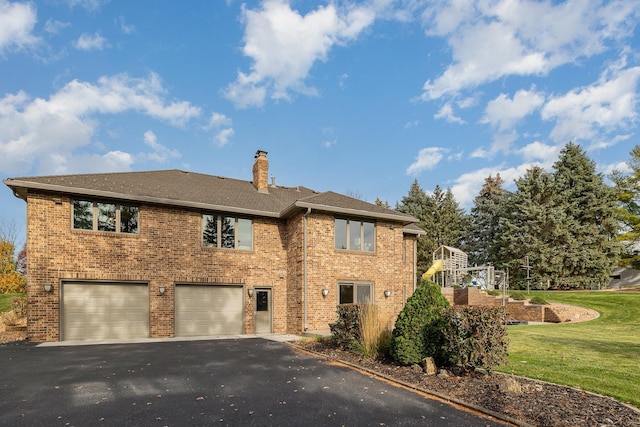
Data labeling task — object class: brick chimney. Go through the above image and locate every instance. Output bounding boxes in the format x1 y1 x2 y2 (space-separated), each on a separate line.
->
252 150 269 193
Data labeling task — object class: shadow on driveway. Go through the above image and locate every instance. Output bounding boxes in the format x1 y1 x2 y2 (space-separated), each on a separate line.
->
0 338 508 426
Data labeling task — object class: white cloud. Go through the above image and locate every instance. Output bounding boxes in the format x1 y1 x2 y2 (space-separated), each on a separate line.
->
419 0 640 100
65 0 109 12
0 0 39 55
322 139 337 148
44 19 70 35
74 32 109 51
0 73 200 174
207 112 233 128
482 88 545 131
39 150 134 175
140 130 180 163
214 128 235 147
517 141 561 165
541 64 640 143
224 0 375 108
406 147 448 175
118 16 135 34
434 102 465 124
206 112 234 147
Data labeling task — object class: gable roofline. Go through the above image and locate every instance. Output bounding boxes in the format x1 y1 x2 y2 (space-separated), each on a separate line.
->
280 200 418 224
3 178 282 218
4 170 420 225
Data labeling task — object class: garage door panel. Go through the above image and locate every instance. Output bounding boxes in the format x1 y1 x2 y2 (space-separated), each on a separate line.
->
175 285 243 336
62 282 149 341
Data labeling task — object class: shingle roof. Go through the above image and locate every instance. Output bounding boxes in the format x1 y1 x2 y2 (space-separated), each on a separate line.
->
4 169 420 226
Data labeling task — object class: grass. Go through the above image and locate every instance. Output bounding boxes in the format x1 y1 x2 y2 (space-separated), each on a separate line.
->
497 290 640 408
0 293 25 313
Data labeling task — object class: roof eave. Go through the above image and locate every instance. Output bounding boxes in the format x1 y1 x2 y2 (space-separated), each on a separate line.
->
3 179 281 218
281 200 419 224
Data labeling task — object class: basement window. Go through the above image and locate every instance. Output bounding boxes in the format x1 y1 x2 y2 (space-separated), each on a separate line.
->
338 281 373 304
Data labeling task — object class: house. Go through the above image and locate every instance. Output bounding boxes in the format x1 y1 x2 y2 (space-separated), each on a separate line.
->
4 150 423 342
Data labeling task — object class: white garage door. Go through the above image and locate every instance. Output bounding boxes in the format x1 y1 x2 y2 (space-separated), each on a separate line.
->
62 282 149 341
175 285 243 336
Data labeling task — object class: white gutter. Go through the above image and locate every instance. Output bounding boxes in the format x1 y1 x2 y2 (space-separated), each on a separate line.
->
303 207 311 331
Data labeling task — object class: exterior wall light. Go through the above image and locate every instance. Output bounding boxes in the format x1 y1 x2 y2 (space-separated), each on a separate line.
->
384 290 391 298
159 286 166 295
321 288 329 297
44 283 53 293
248 288 254 298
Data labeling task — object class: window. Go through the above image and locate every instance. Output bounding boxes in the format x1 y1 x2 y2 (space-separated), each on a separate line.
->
339 281 372 304
202 214 252 250
73 200 138 234
335 219 375 252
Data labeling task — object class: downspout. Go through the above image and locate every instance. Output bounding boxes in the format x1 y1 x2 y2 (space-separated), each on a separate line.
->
303 207 311 331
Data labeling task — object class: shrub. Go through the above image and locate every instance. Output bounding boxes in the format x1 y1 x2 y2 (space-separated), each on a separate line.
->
529 296 548 305
391 280 450 365
329 304 361 349
487 290 501 296
440 306 509 373
11 297 27 318
510 291 527 300
2 311 18 326
356 303 393 358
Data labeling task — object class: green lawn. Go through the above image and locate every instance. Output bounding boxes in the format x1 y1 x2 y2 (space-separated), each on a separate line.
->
497 290 640 408
0 293 25 313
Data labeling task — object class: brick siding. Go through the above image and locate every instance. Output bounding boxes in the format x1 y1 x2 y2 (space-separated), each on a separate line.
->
26 191 416 342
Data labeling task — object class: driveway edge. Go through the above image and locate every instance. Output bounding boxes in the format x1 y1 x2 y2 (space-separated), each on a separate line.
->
287 342 530 427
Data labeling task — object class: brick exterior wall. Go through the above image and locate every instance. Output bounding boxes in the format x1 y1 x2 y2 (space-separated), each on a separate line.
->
25 191 417 342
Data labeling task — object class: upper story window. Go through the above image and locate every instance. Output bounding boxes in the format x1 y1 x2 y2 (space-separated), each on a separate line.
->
202 214 252 250
335 218 375 252
73 200 139 234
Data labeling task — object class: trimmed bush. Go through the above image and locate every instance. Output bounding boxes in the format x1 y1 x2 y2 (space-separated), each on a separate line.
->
391 280 449 365
510 291 527 300
329 304 361 348
440 306 509 373
529 296 548 305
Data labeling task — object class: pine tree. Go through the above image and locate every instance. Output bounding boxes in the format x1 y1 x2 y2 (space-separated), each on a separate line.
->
552 142 620 288
611 145 640 268
397 180 431 277
498 167 570 289
465 174 505 266
397 181 468 277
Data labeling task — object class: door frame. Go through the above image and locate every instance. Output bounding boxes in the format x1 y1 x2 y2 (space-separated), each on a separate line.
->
253 287 273 333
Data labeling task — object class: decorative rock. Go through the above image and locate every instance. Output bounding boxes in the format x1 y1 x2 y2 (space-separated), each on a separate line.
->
498 377 522 395
411 364 422 374
420 357 437 375
437 369 449 378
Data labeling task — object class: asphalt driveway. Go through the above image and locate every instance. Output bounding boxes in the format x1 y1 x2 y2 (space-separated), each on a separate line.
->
0 338 507 426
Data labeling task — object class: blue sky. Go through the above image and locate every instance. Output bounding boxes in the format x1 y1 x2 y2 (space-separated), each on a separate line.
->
2 0 640 247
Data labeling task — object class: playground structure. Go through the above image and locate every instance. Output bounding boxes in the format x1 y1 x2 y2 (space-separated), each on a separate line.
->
423 245 508 291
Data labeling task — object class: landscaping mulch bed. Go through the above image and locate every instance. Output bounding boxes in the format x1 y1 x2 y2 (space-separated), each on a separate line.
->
296 340 640 427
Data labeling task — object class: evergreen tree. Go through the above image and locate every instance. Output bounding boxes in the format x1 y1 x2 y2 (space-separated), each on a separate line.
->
465 174 506 266
498 167 569 289
552 142 620 288
397 181 468 277
397 180 431 277
611 145 640 268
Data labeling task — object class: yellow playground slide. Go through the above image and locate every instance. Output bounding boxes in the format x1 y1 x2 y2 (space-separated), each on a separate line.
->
422 259 442 281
